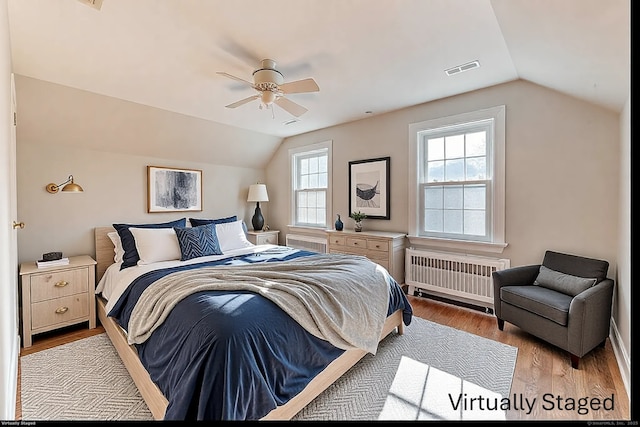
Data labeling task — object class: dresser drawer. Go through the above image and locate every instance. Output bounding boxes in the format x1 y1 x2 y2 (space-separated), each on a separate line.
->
370 257 390 271
345 237 368 249
29 268 89 303
328 235 345 246
367 239 389 252
31 293 89 330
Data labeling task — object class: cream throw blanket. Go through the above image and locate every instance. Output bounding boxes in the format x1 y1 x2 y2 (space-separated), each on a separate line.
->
127 253 391 354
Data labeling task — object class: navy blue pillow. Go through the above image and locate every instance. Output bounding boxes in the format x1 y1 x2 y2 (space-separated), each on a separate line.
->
113 218 186 269
174 224 222 261
189 215 237 227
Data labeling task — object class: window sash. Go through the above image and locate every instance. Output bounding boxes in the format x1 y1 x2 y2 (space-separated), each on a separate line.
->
290 142 332 228
419 181 492 242
408 106 505 249
295 189 327 227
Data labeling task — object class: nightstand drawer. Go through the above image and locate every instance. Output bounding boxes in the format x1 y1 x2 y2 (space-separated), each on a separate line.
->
246 230 280 246
29 268 89 303
259 233 278 245
31 293 89 330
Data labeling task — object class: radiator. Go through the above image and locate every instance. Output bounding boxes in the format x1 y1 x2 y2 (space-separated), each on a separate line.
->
405 249 510 311
285 234 328 253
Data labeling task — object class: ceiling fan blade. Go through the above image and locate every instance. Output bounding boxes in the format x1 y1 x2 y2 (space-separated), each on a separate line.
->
279 78 319 94
275 97 308 117
217 72 254 87
225 95 259 109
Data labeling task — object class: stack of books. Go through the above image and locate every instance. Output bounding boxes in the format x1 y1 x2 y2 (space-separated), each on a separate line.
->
36 257 70 268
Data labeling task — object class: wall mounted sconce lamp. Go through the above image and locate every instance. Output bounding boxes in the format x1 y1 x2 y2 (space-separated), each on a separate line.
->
247 183 269 231
46 175 84 194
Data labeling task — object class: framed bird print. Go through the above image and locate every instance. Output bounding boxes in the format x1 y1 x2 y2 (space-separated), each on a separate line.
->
348 156 390 220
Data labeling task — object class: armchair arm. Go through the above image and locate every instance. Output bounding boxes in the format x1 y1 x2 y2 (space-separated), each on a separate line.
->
492 264 540 290
567 278 614 357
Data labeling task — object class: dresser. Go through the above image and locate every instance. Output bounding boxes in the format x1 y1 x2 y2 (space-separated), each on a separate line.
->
326 230 407 284
19 255 97 347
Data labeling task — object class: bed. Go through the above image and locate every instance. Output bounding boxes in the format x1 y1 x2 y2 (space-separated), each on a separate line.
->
93 220 412 421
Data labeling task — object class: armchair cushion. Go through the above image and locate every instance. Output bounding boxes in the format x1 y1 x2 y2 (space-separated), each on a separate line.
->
542 250 609 281
533 265 597 297
501 285 573 326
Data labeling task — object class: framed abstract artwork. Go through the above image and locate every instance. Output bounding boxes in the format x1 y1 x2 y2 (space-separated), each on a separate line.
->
147 166 203 213
348 156 390 220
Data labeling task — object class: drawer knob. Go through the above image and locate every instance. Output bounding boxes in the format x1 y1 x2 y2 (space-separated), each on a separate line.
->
55 306 69 314
354 242 358 245
375 245 380 248
54 280 69 287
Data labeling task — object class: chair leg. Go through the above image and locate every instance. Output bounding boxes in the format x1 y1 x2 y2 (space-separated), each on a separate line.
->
570 354 580 369
497 318 504 331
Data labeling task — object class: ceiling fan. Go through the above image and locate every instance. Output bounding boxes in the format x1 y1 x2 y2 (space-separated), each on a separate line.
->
217 59 319 118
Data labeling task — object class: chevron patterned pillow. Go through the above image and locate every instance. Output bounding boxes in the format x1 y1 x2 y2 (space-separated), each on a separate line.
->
174 223 223 261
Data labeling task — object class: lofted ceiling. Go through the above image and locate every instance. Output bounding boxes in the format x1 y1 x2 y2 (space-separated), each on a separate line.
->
7 0 630 140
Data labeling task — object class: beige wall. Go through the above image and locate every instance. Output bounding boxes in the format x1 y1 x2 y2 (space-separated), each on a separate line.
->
17 143 266 264
14 76 273 264
267 80 620 269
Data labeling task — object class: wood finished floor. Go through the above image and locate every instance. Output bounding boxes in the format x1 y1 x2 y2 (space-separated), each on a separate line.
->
15 295 630 421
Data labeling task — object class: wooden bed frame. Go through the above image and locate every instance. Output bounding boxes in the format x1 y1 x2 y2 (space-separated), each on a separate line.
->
94 226 405 420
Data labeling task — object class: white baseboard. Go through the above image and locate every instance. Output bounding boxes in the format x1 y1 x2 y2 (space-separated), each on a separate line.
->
609 317 630 406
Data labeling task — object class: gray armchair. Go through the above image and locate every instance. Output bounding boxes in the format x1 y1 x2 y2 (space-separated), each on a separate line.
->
492 250 614 369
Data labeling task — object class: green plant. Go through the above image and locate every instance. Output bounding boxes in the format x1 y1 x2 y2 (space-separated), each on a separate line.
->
350 211 367 222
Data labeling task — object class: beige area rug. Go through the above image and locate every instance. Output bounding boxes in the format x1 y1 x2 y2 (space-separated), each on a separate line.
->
20 317 517 421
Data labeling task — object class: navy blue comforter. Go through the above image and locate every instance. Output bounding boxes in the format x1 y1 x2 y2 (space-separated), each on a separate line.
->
108 249 412 420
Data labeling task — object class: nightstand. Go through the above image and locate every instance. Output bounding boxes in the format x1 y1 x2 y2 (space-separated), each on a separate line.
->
246 230 280 246
19 255 97 347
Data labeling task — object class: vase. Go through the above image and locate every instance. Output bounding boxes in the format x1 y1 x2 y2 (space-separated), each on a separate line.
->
354 221 363 232
335 214 344 231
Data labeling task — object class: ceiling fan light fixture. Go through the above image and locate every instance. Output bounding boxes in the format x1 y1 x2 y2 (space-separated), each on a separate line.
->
261 91 277 105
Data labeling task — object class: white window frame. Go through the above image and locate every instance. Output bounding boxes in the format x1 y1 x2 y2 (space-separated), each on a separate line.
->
288 140 333 231
408 106 507 253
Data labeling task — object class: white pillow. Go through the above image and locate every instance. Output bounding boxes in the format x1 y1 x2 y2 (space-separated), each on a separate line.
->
129 227 181 265
215 220 254 253
107 231 125 264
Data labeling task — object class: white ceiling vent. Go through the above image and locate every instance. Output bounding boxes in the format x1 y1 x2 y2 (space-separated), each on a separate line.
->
445 60 480 76
77 0 103 10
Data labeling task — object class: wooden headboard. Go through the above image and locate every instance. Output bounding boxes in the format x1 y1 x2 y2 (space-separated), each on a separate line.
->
95 226 116 283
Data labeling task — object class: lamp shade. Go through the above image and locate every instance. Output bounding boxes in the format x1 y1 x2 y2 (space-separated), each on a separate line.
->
61 181 84 192
247 184 269 202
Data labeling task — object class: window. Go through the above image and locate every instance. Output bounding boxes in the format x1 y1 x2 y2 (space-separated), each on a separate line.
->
408 106 506 252
289 141 332 228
